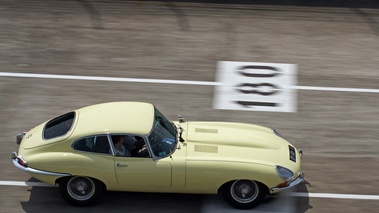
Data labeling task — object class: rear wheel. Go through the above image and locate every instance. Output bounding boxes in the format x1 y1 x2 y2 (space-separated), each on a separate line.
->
222 180 267 209
59 176 103 206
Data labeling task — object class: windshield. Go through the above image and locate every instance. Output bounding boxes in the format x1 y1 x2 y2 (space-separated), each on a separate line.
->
148 108 177 159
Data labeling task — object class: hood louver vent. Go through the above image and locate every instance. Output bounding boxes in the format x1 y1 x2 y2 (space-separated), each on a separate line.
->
194 145 218 153
195 128 218 134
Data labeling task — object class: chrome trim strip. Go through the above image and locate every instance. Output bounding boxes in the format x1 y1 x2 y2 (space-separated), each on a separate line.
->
270 172 305 192
12 158 70 177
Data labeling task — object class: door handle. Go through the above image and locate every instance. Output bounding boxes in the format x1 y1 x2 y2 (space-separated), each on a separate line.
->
117 163 128 167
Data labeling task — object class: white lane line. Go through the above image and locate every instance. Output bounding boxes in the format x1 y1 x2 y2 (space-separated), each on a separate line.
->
1 72 379 93
293 192 379 200
293 86 379 93
0 72 219 86
1 180 379 200
0 181 52 187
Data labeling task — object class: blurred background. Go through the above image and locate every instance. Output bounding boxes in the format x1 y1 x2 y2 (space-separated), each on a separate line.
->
1 0 378 212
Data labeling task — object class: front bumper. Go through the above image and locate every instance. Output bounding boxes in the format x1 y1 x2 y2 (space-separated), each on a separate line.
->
270 171 305 192
11 152 70 177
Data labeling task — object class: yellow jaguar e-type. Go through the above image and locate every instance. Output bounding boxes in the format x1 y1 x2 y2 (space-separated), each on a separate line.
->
12 102 304 209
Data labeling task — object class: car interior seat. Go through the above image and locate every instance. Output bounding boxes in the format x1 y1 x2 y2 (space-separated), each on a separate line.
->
94 136 110 154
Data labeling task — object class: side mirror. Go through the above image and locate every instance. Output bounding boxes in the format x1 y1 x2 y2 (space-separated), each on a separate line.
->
178 115 186 123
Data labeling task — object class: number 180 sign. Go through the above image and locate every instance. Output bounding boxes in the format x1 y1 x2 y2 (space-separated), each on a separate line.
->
213 61 297 112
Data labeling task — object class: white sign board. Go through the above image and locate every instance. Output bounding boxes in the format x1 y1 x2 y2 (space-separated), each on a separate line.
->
213 61 297 112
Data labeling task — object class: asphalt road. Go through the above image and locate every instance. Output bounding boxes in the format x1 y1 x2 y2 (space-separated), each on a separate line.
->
1 0 379 212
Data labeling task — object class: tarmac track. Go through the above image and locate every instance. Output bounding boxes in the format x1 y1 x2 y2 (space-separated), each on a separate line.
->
0 0 379 212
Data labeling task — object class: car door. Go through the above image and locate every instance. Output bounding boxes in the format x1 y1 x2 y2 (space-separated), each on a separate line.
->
109 134 172 190
72 135 118 186
114 157 172 190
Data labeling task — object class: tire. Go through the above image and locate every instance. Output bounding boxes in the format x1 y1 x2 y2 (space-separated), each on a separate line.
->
59 176 103 206
222 180 267 209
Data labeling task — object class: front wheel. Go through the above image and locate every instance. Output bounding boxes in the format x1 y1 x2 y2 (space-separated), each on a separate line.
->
222 180 267 209
59 176 103 206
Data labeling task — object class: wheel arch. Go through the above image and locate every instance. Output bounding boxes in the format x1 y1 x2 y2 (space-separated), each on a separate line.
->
218 179 269 195
56 175 107 191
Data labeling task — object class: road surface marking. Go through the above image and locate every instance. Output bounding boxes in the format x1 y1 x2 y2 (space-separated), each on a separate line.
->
293 192 379 200
0 72 378 93
1 180 379 200
0 180 52 187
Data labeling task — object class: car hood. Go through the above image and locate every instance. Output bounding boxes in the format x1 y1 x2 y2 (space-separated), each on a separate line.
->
182 122 300 169
186 122 282 149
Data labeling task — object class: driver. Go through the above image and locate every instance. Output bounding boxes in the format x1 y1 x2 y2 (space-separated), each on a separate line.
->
132 136 149 157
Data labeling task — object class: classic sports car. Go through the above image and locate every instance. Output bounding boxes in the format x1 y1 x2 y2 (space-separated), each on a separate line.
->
12 102 304 209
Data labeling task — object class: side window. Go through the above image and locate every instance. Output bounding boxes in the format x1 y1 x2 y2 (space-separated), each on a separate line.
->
110 134 150 158
73 135 111 154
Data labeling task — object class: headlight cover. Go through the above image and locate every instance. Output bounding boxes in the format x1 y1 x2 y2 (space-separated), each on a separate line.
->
275 166 294 182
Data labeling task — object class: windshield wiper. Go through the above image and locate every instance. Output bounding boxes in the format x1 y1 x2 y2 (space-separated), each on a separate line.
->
173 122 185 142
178 125 185 142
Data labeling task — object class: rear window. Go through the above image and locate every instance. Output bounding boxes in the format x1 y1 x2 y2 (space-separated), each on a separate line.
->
43 112 75 140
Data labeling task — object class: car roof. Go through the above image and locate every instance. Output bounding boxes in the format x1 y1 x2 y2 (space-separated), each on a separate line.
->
72 102 155 136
